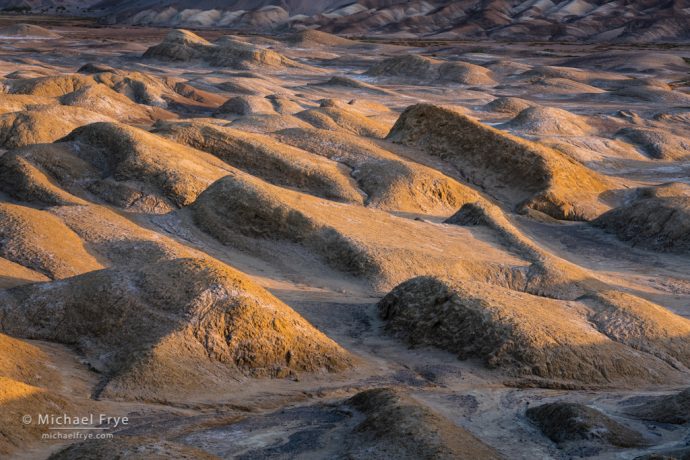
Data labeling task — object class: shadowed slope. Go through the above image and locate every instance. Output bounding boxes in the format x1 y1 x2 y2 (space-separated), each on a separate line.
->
347 388 502 460
153 119 362 203
379 276 690 387
275 127 482 215
387 104 611 220
527 403 644 447
192 172 527 291
593 183 690 253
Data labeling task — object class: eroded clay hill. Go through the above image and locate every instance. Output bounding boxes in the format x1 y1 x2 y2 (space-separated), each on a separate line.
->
274 126 482 215
1 122 236 212
378 277 690 387
144 29 303 70
593 183 690 253
346 388 502 459
387 104 611 220
0 258 351 402
152 119 363 204
368 55 496 86
191 172 523 291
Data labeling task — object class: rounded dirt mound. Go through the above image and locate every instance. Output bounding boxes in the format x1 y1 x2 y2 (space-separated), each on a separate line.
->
59 84 155 123
0 258 352 401
59 122 235 210
387 103 609 220
154 120 362 203
295 106 391 138
527 402 644 447
378 276 690 386
215 95 275 115
483 96 536 114
316 76 391 95
0 144 88 207
0 105 112 149
287 30 357 47
368 57 494 85
502 106 592 136
438 61 496 85
274 126 483 215
192 172 517 291
144 29 298 70
592 183 690 253
367 54 440 80
616 127 690 160
346 388 501 460
141 29 211 62
626 388 690 424
6 74 94 97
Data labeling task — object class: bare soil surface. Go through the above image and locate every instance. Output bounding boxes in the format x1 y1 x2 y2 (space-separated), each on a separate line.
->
0 18 689 460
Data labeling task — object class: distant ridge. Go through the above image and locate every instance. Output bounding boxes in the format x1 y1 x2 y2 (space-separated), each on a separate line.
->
6 0 690 43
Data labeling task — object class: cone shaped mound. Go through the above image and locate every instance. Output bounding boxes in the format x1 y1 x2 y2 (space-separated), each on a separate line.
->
0 257 352 401
483 96 536 114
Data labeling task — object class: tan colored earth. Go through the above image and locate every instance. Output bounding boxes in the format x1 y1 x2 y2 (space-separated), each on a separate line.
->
0 17 688 460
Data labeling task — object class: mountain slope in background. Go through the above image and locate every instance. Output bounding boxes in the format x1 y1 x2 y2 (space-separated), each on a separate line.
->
2 0 690 43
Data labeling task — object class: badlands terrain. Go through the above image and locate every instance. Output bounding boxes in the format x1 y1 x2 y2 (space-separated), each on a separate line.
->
4 0 690 43
0 14 689 460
